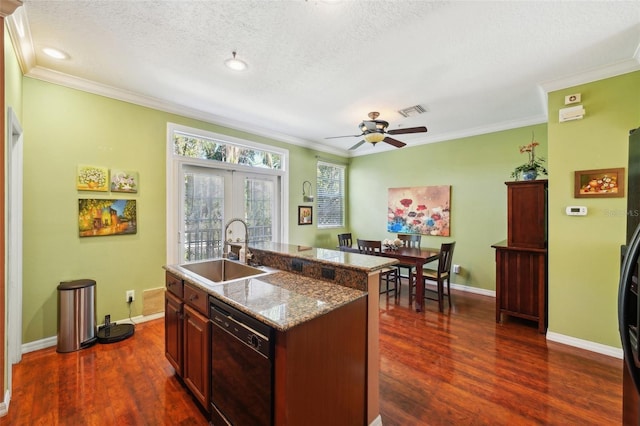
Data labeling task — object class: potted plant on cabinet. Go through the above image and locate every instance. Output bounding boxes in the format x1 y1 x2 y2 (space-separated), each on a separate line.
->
511 133 548 181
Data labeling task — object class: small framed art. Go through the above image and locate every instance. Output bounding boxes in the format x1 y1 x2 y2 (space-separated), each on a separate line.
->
574 168 625 198
298 206 313 225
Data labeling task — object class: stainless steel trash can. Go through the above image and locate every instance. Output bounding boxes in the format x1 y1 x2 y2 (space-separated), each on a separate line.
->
57 279 97 353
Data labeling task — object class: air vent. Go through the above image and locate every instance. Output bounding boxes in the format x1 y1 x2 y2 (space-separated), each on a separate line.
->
397 105 427 118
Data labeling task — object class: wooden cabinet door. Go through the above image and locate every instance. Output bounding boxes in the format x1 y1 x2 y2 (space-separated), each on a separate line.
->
165 291 183 376
507 180 547 248
183 304 211 409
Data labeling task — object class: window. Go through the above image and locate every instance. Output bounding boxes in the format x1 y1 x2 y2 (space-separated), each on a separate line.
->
316 161 345 228
166 123 288 264
173 130 282 170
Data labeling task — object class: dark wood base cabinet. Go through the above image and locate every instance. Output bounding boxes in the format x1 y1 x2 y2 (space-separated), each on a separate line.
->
166 270 368 425
165 272 210 411
273 297 367 425
493 244 547 333
493 179 548 334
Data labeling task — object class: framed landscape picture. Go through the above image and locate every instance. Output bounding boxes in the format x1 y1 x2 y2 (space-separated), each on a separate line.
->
78 199 137 237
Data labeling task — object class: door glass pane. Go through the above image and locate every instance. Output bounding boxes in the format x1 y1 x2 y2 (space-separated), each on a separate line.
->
245 176 274 243
183 170 224 261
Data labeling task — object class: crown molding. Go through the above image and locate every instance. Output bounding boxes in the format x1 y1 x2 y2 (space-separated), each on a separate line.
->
6 7 35 74
540 56 640 93
25 65 351 158
0 0 22 18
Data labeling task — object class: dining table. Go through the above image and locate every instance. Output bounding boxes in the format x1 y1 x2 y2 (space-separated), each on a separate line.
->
338 244 440 312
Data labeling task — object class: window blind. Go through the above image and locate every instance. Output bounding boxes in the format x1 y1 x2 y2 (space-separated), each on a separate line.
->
316 161 345 228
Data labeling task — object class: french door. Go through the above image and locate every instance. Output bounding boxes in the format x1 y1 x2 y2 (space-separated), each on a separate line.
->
178 165 279 263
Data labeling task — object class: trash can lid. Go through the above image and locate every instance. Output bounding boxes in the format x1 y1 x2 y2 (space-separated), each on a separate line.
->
57 279 96 290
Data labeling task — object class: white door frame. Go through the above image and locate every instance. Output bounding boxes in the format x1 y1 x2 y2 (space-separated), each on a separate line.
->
7 107 23 372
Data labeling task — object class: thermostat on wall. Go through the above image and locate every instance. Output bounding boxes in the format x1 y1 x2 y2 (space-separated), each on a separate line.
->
566 206 587 216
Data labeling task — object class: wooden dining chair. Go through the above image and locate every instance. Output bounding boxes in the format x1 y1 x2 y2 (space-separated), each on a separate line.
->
357 239 399 296
417 242 456 312
337 233 353 249
395 234 422 293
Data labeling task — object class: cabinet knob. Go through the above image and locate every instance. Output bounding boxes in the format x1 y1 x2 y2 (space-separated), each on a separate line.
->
189 294 198 301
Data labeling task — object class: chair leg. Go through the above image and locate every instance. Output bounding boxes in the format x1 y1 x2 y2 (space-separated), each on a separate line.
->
446 276 452 307
437 279 444 312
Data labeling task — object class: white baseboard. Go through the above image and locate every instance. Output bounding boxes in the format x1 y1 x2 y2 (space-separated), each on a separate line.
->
450 282 496 298
546 331 623 359
369 414 382 426
0 389 10 417
21 312 165 355
451 283 622 359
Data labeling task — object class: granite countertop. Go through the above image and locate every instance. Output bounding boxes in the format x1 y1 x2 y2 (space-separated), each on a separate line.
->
249 241 398 272
164 265 366 332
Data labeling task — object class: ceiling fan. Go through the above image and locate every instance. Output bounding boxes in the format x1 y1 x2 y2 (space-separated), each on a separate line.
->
326 112 428 150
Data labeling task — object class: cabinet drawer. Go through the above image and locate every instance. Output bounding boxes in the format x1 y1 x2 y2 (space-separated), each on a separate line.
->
184 283 207 315
166 272 184 298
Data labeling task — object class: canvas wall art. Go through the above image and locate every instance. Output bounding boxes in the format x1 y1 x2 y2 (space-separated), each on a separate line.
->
387 186 451 236
78 199 137 237
110 169 139 193
77 165 109 191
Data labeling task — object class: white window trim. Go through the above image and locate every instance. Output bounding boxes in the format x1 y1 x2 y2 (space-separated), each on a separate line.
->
166 122 289 264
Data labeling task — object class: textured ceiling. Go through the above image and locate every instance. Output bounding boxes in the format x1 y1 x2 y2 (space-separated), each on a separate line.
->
8 1 640 156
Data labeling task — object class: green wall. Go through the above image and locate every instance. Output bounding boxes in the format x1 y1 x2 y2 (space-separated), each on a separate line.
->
16 46 640 350
21 77 343 344
349 124 548 291
548 71 640 347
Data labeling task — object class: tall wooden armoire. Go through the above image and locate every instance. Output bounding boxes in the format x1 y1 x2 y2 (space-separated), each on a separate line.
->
492 179 548 333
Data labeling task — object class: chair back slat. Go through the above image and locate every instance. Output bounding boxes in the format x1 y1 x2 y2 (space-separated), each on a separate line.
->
438 242 456 274
337 233 352 248
357 239 382 255
397 233 421 248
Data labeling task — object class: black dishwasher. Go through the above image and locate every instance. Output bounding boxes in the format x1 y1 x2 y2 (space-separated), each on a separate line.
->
209 296 274 426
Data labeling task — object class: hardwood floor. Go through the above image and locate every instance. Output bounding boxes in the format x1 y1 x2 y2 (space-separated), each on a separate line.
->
379 283 622 425
0 285 622 425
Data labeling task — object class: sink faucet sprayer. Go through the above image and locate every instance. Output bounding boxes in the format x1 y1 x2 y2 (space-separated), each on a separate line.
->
223 218 252 264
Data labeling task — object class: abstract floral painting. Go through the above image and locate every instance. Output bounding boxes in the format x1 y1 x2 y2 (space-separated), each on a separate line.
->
387 186 451 236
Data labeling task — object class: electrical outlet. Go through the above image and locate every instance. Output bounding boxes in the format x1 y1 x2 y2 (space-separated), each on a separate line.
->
126 290 135 303
452 264 461 274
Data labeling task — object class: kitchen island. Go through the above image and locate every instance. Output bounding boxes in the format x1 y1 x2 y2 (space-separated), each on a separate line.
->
164 242 396 426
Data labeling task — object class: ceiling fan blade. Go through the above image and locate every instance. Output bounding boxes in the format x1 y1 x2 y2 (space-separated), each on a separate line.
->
325 134 362 139
349 140 366 150
387 126 428 135
383 137 407 148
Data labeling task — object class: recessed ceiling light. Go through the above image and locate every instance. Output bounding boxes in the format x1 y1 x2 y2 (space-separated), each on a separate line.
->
224 51 247 71
42 47 69 60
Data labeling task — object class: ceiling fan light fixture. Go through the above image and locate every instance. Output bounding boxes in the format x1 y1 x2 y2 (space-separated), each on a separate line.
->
225 51 247 71
375 121 388 131
364 132 385 144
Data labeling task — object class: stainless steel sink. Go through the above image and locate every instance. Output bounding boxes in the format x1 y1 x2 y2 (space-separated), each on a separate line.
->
179 259 268 283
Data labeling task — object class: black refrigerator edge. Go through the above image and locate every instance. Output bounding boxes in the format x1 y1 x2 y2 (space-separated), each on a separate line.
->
618 126 640 425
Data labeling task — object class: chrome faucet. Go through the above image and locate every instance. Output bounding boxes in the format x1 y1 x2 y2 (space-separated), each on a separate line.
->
223 218 251 264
